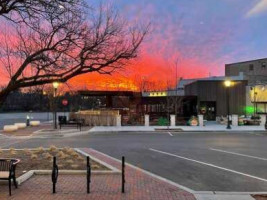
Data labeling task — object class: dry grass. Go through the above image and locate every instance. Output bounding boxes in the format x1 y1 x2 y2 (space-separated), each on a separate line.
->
31 154 37 160
70 164 79 169
66 160 74 165
49 145 57 152
57 151 68 159
92 164 100 169
9 148 17 155
23 148 31 154
66 148 76 155
43 152 53 160
0 146 108 176
77 156 84 161
36 147 44 153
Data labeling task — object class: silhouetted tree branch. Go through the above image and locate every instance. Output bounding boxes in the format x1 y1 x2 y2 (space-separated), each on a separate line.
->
0 3 150 106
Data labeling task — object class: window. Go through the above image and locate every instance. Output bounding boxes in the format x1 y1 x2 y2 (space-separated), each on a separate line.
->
262 62 266 69
249 64 254 71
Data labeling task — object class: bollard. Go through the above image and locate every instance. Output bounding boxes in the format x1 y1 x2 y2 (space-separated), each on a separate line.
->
26 115 30 126
122 156 125 193
51 156 58 194
87 156 91 193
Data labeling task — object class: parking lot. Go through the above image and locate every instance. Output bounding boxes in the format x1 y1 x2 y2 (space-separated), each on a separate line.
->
5 131 267 192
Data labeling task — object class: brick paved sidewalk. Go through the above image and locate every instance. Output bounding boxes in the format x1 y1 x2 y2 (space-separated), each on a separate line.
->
0 148 196 200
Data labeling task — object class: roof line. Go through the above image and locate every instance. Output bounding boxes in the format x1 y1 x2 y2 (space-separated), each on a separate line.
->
226 57 267 66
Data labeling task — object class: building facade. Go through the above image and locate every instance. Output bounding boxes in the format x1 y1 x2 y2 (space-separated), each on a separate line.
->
183 58 267 120
225 58 267 85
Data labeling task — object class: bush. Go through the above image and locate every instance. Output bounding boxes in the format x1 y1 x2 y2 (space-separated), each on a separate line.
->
43 153 52 159
31 154 38 160
23 148 31 154
158 117 168 126
36 147 44 153
49 145 57 152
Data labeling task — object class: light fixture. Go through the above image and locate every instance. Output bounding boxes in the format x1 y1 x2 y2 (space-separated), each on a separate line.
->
224 80 232 87
53 82 59 89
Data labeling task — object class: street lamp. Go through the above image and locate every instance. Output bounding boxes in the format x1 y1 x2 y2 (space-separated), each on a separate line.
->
53 82 59 129
224 80 232 129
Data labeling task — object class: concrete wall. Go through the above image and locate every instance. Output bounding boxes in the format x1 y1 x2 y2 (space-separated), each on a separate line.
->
225 58 267 84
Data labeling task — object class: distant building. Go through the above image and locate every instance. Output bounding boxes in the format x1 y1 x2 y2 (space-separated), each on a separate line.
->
78 58 267 123
184 58 267 120
225 58 267 85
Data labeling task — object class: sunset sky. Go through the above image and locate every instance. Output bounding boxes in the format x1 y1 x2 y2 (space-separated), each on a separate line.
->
68 0 267 91
2 0 267 91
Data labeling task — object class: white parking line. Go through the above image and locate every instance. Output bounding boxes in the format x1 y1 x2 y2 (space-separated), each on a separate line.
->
210 148 267 161
167 132 173 136
149 148 267 183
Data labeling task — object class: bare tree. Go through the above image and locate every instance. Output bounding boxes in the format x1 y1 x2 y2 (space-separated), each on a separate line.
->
0 3 150 106
0 0 84 24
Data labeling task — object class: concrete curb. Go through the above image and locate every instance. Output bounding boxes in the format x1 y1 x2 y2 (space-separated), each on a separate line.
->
75 148 120 173
89 126 266 133
16 169 119 185
11 148 120 186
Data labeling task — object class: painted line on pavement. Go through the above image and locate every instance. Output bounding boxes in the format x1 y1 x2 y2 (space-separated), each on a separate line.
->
149 148 267 183
86 148 195 193
167 131 173 136
210 148 267 161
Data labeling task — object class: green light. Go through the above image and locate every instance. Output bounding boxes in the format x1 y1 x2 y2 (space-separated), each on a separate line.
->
244 106 254 114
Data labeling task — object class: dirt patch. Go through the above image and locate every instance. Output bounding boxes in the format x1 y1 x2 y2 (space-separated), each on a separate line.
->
0 147 109 177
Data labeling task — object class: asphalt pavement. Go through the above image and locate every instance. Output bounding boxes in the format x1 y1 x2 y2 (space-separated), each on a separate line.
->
2 131 267 192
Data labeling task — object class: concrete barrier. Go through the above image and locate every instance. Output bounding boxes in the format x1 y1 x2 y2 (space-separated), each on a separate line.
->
3 125 18 132
170 115 176 126
198 115 204 126
14 123 27 129
116 115 121 127
30 121 40 126
145 115 149 126
232 115 238 126
260 114 266 126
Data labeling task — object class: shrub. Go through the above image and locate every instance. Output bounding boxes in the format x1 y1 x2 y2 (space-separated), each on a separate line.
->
72 153 80 158
158 117 168 126
43 153 53 159
9 148 16 154
31 154 38 160
57 151 68 159
36 147 44 153
92 164 100 169
62 147 70 152
66 148 75 155
77 156 84 161
49 145 57 152
23 148 31 154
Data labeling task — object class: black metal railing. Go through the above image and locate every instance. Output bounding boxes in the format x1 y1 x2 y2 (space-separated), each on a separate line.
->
122 156 125 193
50 155 126 194
87 156 91 193
51 156 59 194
